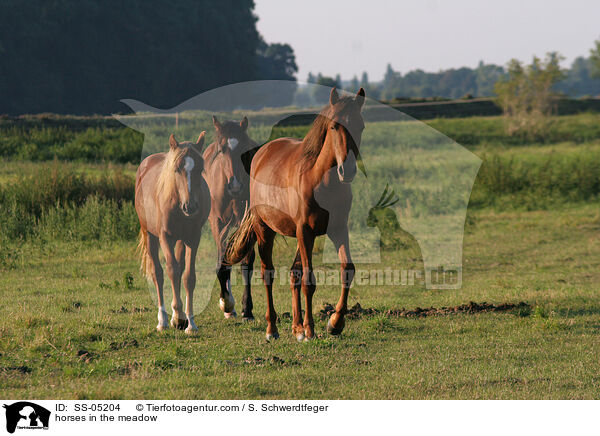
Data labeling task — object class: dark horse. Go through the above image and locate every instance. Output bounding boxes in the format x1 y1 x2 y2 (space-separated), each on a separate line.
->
203 116 257 320
226 88 365 341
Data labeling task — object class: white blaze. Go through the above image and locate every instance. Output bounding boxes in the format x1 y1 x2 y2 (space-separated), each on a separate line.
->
184 156 195 192
227 137 239 150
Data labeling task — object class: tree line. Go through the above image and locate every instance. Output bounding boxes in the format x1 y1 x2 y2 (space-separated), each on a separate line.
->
302 39 600 104
0 0 297 115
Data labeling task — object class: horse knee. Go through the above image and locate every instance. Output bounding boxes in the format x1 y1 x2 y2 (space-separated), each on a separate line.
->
342 262 355 283
165 259 179 278
183 270 195 290
301 268 316 293
290 268 302 285
261 265 275 284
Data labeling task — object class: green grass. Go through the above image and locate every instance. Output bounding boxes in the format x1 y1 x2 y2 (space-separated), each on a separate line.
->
1 112 600 399
2 112 600 163
0 203 599 399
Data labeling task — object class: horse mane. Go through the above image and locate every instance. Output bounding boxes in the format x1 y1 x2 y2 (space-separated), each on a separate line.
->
156 144 192 196
301 96 359 167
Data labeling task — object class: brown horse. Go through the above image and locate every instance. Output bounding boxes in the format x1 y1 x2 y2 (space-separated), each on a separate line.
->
226 88 365 341
203 116 257 320
136 132 211 333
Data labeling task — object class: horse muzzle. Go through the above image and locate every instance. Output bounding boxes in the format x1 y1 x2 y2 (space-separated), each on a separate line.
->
337 162 356 184
181 201 198 216
227 176 243 196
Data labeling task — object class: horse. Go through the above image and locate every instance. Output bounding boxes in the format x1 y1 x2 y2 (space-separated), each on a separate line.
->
135 132 211 334
203 116 258 320
226 87 365 341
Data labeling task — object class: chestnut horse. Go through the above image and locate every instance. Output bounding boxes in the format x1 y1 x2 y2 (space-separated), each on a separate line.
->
136 133 211 334
226 88 365 341
203 116 258 320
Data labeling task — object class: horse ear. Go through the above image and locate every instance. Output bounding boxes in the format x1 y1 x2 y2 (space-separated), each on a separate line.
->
240 116 248 130
169 134 178 150
355 87 366 109
212 115 221 130
196 131 206 146
192 131 206 154
329 87 340 106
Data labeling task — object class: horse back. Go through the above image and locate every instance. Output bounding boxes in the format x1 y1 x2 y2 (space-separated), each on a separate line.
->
251 137 303 182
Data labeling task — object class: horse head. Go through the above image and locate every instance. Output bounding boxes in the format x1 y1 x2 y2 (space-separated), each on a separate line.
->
324 87 365 184
211 115 254 197
163 132 206 216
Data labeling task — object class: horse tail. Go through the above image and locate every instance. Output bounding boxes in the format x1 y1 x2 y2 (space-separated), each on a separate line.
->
224 208 257 266
137 228 151 280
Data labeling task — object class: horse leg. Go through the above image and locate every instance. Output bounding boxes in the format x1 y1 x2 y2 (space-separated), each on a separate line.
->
217 263 236 318
148 233 168 330
159 235 187 330
212 217 236 318
327 225 355 335
240 249 255 321
297 225 316 340
290 248 304 341
257 226 278 340
182 239 199 334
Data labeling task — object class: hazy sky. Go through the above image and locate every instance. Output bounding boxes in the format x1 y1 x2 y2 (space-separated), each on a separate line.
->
254 0 600 82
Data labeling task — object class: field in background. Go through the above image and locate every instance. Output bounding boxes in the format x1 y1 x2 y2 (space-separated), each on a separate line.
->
1 112 599 398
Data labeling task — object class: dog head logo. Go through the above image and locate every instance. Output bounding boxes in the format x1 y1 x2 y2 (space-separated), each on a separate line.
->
117 80 481 293
3 402 50 434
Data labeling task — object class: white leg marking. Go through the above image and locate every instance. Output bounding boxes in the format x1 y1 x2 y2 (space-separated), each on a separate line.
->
219 279 236 317
157 306 169 331
185 314 198 334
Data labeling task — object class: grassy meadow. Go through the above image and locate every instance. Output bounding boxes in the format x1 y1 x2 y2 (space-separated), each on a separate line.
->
0 112 599 399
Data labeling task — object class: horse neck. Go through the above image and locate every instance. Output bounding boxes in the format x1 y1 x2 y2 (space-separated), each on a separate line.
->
310 137 337 182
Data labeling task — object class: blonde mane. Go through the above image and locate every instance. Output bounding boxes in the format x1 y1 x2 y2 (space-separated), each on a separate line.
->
156 144 192 197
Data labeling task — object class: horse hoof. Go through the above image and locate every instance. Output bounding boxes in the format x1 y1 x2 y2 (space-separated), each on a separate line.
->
266 332 279 341
156 324 168 331
171 318 188 330
296 333 305 342
303 335 315 342
185 325 198 335
219 297 236 314
242 316 255 323
327 319 343 336
224 311 237 319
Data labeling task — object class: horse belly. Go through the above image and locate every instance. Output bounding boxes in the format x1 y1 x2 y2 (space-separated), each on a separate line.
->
255 204 296 236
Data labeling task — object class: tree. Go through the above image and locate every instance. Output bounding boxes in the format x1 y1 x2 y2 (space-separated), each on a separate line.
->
555 56 600 97
0 0 297 114
256 38 298 81
590 39 600 79
360 72 369 89
494 52 565 137
255 37 298 107
312 74 341 104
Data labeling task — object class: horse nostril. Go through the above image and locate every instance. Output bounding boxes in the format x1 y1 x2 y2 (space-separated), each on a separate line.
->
228 177 241 192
